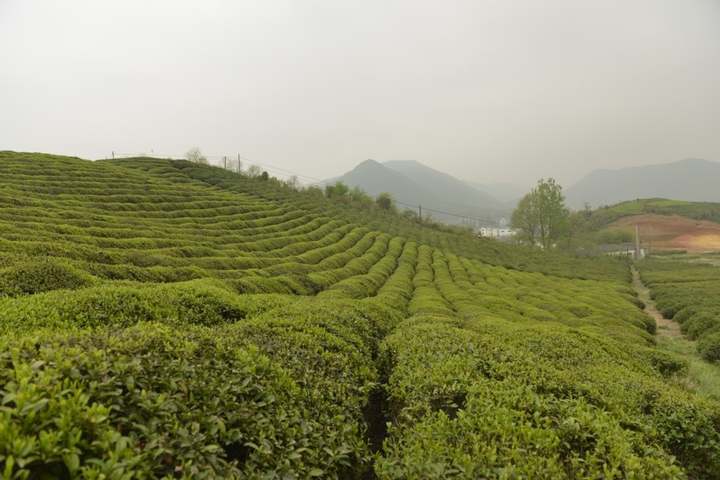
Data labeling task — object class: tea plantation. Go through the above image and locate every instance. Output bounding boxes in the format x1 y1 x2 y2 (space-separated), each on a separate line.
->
1 151 719 479
640 256 720 363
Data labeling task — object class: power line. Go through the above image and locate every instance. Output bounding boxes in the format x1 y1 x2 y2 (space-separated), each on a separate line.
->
394 200 498 225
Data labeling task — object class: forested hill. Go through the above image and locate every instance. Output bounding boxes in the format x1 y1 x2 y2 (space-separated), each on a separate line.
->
1 151 720 479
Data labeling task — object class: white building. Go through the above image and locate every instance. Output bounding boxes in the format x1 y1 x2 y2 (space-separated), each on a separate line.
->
478 227 516 238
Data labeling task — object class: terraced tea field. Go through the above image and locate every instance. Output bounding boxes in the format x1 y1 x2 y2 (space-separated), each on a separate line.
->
1 152 720 479
640 255 720 363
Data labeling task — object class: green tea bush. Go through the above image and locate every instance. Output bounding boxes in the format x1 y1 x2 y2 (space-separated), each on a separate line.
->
2 152 720 478
683 312 720 340
698 331 720 363
641 257 720 359
0 323 361 479
0 280 295 333
0 257 94 296
376 316 720 479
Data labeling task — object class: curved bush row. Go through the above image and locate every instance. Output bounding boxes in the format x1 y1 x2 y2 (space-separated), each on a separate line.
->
4 152 720 478
454 256 655 343
0 279 296 334
375 315 720 479
368 241 418 313
640 258 720 362
0 291 409 479
320 236 405 299
0 211 327 251
121 155 629 282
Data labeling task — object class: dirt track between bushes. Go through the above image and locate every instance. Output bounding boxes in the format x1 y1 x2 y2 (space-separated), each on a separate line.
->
631 266 682 338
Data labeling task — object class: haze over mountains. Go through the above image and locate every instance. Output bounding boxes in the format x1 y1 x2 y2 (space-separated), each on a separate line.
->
330 157 720 224
329 160 512 225
565 158 720 209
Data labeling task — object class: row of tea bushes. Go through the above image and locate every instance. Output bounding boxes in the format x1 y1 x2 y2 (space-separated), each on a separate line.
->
640 257 720 361
118 156 631 282
375 314 720 479
3 152 720 478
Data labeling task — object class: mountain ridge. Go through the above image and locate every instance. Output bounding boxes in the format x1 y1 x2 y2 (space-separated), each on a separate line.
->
565 158 720 208
328 159 510 224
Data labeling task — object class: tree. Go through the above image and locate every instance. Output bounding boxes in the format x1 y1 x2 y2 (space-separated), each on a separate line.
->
260 171 270 181
246 165 263 178
286 175 299 190
401 209 418 222
186 147 207 164
511 178 569 249
325 181 349 199
511 193 539 245
376 192 395 211
349 186 372 206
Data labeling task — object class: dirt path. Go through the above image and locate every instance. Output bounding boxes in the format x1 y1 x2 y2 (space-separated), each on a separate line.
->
631 265 682 338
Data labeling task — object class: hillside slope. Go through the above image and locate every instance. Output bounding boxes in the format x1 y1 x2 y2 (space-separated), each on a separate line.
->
383 160 498 207
331 159 509 224
586 198 720 228
578 199 720 252
330 159 430 204
566 158 720 208
1 151 719 479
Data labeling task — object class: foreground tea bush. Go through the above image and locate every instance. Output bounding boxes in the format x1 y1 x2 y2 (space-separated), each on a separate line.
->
0 323 363 479
375 316 720 479
0 280 296 333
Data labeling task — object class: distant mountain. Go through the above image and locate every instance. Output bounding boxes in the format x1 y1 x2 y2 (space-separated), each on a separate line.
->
565 158 720 209
328 159 508 225
328 159 425 203
382 160 499 207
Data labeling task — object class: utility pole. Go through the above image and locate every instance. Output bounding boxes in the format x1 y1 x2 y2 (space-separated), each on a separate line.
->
635 224 641 260
418 205 422 223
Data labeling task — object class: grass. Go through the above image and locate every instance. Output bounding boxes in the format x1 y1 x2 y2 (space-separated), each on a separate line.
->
658 335 720 400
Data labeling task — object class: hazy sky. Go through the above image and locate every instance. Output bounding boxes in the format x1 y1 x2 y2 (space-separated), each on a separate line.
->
1 0 719 186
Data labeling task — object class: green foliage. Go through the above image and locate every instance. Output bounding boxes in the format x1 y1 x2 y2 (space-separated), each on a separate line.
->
512 178 570 249
0 323 363 479
325 181 350 199
0 280 298 333
699 332 720 363
185 146 208 164
0 257 95 296
0 152 719 478
582 198 720 230
348 186 372 206
595 228 635 244
376 192 395 211
640 257 720 362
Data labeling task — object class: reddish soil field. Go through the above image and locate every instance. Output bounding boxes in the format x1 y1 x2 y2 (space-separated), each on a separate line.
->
608 214 720 252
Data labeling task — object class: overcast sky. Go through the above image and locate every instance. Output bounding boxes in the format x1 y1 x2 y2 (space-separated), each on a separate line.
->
1 0 719 186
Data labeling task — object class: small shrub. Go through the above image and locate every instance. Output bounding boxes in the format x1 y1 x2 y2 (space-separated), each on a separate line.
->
0 258 94 296
698 331 720 363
